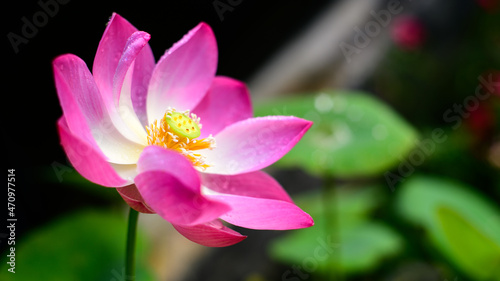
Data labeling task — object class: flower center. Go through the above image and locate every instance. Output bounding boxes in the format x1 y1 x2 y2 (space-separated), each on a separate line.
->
165 111 201 139
146 108 215 170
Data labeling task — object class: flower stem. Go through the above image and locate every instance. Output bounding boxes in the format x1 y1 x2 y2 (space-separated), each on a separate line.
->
323 176 343 281
125 208 139 281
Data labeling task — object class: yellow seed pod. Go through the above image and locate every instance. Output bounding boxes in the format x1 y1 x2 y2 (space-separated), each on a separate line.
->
165 111 201 139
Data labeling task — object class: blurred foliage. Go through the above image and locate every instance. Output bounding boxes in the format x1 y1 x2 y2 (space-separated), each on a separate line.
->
261 4 500 281
0 210 155 281
261 86 500 280
397 176 500 280
254 91 418 178
270 186 403 276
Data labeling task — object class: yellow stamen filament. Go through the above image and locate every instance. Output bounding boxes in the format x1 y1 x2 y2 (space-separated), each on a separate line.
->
146 108 215 170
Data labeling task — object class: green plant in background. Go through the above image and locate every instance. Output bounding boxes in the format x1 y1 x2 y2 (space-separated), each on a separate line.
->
253 6 500 280
270 185 403 276
255 91 417 279
398 176 500 280
0 210 155 281
255 91 500 280
255 91 418 178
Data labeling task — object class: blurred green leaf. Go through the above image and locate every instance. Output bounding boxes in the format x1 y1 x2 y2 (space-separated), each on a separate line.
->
270 217 402 275
397 176 500 280
438 207 500 280
293 185 385 227
254 91 418 177
0 210 155 281
270 186 402 275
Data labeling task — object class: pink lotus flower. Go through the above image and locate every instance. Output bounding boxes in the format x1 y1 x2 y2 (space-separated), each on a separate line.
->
53 13 313 247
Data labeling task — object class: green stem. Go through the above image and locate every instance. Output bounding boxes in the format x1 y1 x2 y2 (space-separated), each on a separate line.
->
322 176 343 281
125 208 139 281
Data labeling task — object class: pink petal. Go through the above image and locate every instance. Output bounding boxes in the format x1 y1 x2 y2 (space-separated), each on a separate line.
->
93 13 155 127
93 14 152 101
53 54 145 164
113 31 152 141
173 220 246 247
192 76 253 138
202 116 313 175
108 162 139 184
94 13 136 97
129 37 155 126
93 20 151 144
134 146 230 226
201 171 293 203
113 31 151 104
202 171 313 230
147 22 217 123
208 194 313 230
57 117 128 187
116 184 155 214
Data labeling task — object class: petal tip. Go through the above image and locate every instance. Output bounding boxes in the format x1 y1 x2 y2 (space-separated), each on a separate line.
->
173 221 247 247
109 12 125 23
232 235 248 245
193 22 216 43
304 214 314 228
197 21 212 31
297 117 313 129
295 118 314 140
52 53 80 66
